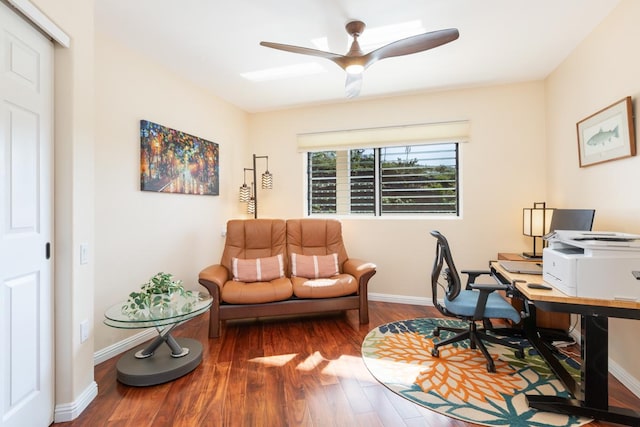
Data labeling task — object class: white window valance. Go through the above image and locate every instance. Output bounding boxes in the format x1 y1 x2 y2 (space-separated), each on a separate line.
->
297 120 470 152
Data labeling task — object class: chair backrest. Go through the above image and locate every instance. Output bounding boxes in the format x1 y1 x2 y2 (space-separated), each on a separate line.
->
286 219 349 274
220 219 287 274
430 230 462 316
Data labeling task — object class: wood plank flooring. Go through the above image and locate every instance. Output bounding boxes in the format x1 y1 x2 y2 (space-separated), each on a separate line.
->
53 301 640 427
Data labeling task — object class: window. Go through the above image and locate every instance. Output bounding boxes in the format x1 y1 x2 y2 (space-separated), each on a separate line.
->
307 142 459 216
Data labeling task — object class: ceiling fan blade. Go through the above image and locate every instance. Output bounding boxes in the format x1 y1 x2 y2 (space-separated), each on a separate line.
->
260 41 345 63
364 28 459 65
260 23 458 99
345 72 363 98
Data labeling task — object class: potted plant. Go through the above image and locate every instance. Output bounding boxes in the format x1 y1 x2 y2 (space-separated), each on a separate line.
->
122 272 194 317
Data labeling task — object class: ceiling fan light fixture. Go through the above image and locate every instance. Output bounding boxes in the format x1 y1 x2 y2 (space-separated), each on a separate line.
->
345 64 364 74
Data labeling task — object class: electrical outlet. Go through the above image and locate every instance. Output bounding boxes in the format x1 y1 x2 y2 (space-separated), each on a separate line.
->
80 243 89 264
80 320 89 343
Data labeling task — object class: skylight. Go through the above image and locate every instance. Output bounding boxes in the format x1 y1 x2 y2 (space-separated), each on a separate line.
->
241 62 326 82
312 20 426 53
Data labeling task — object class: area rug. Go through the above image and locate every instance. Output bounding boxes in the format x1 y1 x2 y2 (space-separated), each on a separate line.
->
361 318 591 427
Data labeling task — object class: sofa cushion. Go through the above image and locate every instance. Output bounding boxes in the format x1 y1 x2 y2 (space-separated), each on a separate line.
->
221 277 293 304
286 219 349 276
221 219 288 274
291 253 339 279
291 274 358 298
232 254 284 282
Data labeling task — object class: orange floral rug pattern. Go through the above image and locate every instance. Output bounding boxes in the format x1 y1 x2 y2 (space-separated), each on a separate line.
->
362 318 590 427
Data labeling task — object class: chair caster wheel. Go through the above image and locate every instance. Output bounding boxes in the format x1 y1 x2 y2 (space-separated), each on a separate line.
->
487 363 496 373
431 348 440 358
433 328 440 337
515 349 525 359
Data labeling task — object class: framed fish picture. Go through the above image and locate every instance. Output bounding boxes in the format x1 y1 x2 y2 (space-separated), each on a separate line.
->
577 96 635 167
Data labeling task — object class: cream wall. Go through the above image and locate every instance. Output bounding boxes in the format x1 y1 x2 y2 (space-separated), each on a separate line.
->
546 0 640 388
93 33 249 350
249 82 547 300
30 0 96 416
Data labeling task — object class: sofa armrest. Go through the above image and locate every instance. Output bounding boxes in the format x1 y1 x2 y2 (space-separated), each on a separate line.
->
343 258 376 324
198 264 229 338
343 258 376 282
198 264 229 291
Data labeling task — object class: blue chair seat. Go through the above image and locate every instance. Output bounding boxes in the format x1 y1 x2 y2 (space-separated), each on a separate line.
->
445 289 521 324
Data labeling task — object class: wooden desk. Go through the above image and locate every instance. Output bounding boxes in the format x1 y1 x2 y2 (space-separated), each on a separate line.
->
497 253 570 331
497 252 538 261
491 261 640 426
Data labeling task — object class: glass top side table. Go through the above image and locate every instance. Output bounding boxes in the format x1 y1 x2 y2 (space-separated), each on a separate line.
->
104 291 212 386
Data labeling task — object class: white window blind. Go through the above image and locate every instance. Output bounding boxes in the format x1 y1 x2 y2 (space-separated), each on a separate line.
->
297 120 470 152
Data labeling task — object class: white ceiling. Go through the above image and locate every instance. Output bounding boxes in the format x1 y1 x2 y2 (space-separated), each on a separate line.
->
95 0 620 113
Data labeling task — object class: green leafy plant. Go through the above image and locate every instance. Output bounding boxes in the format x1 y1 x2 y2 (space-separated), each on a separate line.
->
122 272 194 317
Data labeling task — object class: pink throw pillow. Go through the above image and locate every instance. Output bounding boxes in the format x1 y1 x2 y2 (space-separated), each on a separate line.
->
232 254 284 282
291 253 339 279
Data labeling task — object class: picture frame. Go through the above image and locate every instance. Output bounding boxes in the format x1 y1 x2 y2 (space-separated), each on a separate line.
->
577 96 636 167
140 120 219 195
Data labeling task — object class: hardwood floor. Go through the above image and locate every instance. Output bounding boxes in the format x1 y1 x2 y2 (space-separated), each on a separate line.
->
53 301 640 427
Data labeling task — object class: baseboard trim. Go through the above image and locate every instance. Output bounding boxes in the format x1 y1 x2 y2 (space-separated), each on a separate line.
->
59 330 157 423
609 358 640 399
53 380 98 423
94 329 156 365
368 292 640 398
369 292 431 306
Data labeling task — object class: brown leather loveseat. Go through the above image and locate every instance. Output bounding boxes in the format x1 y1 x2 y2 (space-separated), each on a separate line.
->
198 218 376 337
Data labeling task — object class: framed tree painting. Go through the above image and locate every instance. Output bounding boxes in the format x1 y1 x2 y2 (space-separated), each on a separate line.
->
577 96 636 167
140 120 219 195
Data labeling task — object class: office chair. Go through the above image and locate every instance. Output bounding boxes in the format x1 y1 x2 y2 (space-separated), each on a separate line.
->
430 230 525 373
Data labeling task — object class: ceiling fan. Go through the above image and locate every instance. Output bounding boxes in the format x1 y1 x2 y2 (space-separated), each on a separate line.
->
260 21 459 98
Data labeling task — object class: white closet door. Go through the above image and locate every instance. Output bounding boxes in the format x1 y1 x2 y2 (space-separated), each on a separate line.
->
0 2 54 426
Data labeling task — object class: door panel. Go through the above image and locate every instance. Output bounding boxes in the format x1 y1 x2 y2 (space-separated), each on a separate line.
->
9 106 38 232
5 273 39 409
0 2 53 426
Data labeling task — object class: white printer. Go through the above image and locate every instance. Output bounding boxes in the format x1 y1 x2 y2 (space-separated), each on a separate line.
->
542 230 640 301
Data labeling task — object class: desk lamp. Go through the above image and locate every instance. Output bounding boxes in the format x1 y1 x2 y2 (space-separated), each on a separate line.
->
522 202 554 259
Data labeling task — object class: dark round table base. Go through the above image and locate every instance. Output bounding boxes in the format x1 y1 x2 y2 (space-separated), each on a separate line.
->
116 337 202 386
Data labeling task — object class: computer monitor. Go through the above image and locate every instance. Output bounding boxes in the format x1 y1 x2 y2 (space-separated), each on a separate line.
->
549 209 595 232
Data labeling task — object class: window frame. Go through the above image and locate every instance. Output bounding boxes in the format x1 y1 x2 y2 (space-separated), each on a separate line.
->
305 141 461 218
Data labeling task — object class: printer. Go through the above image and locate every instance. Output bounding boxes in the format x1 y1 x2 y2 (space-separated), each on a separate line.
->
542 230 640 301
